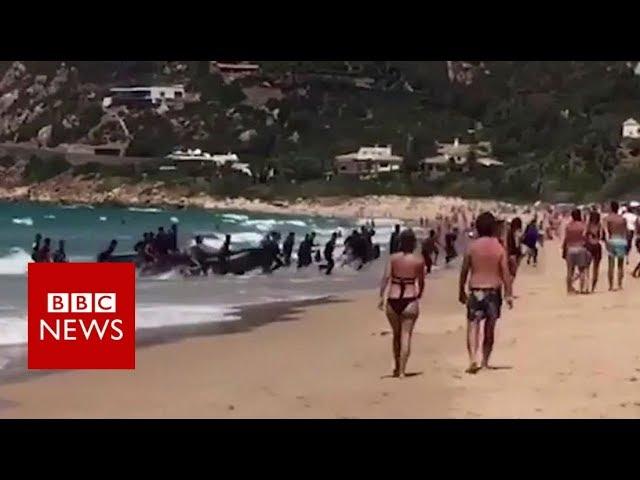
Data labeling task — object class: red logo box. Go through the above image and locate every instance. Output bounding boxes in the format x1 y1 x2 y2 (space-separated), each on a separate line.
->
28 262 136 369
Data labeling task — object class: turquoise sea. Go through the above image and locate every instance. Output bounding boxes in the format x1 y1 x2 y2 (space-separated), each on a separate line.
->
0 201 396 353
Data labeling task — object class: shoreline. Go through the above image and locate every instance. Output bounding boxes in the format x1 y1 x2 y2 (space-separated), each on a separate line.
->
0 177 522 222
0 295 337 387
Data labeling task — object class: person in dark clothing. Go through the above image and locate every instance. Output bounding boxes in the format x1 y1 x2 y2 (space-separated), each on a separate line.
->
31 233 42 261
320 232 338 275
37 237 52 263
260 234 283 274
168 224 178 252
218 234 232 274
144 232 157 264
389 224 401 254
52 240 67 263
297 234 312 269
134 233 147 255
283 232 295 266
421 229 440 274
155 227 168 256
353 230 368 268
97 239 118 262
523 220 540 266
445 229 458 264
269 233 284 272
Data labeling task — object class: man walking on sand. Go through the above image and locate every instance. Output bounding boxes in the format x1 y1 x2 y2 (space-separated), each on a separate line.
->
605 201 628 291
562 209 590 294
458 212 513 374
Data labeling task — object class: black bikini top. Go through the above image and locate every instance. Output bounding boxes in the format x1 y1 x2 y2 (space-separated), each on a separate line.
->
391 276 416 299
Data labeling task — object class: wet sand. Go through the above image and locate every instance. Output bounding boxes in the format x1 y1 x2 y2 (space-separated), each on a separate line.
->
2 239 640 418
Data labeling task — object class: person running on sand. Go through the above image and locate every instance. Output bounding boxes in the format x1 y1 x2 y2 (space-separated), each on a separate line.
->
444 228 458 264
378 229 425 378
585 210 604 292
458 212 513 374
506 217 523 278
562 209 590 294
522 219 540 266
605 201 627 291
421 229 441 274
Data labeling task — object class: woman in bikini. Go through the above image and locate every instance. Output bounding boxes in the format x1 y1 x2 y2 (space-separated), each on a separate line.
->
378 229 425 378
584 210 604 292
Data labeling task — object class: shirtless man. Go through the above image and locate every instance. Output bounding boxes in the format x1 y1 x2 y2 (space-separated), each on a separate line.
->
458 212 513 374
604 201 627 291
562 209 589 294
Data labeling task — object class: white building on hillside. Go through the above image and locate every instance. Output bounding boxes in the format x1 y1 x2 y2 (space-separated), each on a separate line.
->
165 148 252 176
420 138 501 178
622 118 640 139
334 145 403 177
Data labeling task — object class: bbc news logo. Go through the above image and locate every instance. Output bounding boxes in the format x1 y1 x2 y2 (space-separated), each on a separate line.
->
28 263 135 369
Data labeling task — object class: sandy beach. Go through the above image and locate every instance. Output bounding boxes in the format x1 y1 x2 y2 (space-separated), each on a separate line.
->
1 237 639 418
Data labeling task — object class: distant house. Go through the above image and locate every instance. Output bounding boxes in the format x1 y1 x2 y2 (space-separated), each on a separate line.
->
165 148 252 176
420 138 501 178
622 118 640 139
102 85 187 110
210 62 260 83
334 145 403 177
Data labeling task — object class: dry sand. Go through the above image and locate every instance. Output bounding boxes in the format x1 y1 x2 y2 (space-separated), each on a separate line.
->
1 239 640 418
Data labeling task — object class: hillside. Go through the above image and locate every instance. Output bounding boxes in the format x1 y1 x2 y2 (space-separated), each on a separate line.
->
1 60 640 202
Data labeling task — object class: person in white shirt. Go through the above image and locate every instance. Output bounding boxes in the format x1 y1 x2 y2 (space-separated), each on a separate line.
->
622 206 639 263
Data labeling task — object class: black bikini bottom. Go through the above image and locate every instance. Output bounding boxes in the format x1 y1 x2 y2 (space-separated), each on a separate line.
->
387 297 418 316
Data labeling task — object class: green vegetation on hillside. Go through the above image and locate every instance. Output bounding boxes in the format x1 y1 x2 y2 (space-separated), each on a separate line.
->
4 61 640 201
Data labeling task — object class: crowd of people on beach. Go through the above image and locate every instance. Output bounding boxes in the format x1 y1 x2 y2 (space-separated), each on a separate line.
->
378 200 640 378
28 218 383 279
